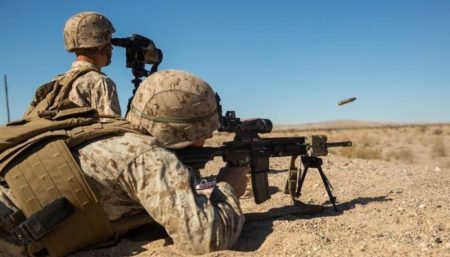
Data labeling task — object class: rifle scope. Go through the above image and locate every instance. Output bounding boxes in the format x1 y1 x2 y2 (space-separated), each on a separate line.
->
219 111 272 134
111 34 163 77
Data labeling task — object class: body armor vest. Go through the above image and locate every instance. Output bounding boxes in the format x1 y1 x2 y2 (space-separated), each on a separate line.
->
0 107 150 257
22 67 96 120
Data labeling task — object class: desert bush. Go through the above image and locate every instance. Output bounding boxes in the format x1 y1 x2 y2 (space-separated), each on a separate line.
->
418 126 427 134
432 127 443 136
356 134 378 147
333 145 383 160
403 134 416 145
430 138 447 158
385 147 415 163
285 128 297 134
327 129 384 160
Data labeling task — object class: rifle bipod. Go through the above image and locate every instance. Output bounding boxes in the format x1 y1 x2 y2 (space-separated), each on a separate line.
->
285 155 338 211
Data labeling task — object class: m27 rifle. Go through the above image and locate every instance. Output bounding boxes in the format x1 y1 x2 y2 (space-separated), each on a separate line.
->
176 95 352 211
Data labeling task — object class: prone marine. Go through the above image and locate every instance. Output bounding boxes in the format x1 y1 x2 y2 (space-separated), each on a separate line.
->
0 70 247 257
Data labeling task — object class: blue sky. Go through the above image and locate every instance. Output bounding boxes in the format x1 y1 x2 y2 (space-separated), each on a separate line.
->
1 1 449 125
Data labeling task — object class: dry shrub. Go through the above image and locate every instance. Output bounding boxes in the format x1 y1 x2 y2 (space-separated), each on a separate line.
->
418 126 427 134
278 128 298 135
285 128 298 134
383 127 395 137
430 138 447 158
357 133 377 147
327 129 383 160
332 131 352 141
334 145 382 160
403 134 416 145
385 147 415 163
399 127 409 135
432 127 443 136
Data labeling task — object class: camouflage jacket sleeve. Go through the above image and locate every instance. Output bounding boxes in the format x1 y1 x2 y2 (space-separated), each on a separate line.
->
68 72 122 117
117 147 245 255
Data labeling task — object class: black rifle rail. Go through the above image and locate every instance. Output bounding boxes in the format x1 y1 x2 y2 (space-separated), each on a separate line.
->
175 136 352 206
176 137 307 169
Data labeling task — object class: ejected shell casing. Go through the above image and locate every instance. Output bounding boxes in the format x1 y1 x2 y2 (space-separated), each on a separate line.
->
338 97 356 106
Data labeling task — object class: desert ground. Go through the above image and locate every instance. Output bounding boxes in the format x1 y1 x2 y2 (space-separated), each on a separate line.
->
72 122 450 257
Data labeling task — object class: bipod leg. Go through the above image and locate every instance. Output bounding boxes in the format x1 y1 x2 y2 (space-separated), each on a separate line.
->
299 156 338 212
316 163 338 212
295 164 309 198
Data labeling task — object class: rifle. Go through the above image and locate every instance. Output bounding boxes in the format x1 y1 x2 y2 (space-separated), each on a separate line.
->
175 94 352 211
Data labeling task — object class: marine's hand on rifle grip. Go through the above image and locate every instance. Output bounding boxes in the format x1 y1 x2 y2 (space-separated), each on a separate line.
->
216 166 250 197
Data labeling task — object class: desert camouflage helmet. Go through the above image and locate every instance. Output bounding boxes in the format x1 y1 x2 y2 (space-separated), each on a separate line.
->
126 70 220 149
64 11 115 52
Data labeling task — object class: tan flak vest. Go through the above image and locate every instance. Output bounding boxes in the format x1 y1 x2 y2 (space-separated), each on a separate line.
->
22 66 95 120
0 107 152 257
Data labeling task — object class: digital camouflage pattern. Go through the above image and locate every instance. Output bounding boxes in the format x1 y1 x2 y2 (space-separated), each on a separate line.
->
126 70 220 149
64 11 115 52
0 69 242 255
68 61 121 117
0 132 245 255
73 132 245 254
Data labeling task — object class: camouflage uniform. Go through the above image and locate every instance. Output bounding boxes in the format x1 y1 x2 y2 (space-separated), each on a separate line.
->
64 12 121 117
75 69 245 254
0 133 244 256
73 132 244 254
0 69 245 255
66 60 121 117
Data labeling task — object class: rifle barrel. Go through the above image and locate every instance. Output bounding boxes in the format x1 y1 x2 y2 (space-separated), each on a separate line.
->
327 141 352 148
